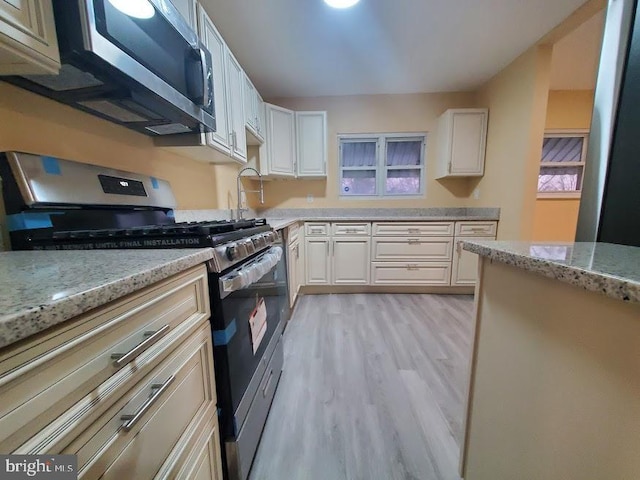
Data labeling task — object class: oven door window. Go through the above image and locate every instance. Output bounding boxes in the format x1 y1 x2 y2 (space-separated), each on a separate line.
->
93 0 205 106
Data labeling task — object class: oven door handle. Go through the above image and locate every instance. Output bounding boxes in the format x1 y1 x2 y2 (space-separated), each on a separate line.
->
219 246 283 298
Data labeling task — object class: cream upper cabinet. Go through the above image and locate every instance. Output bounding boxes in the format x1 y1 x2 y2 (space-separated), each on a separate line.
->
225 49 248 163
296 111 327 178
256 93 266 138
243 74 265 143
264 103 296 176
435 108 488 178
198 5 231 155
332 238 370 285
305 238 331 285
0 0 60 75
169 0 197 30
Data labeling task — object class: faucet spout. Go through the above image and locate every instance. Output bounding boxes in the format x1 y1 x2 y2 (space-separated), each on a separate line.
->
236 167 264 220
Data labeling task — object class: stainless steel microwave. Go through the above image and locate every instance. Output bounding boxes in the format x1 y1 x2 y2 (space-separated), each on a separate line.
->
5 0 215 137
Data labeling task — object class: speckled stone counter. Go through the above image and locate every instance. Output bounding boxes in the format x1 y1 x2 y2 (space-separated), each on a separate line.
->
463 240 640 303
0 249 214 349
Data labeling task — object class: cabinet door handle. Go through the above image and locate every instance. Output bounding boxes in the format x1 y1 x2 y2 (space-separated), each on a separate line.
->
326 242 329 255
296 244 300 259
121 375 175 432
111 324 170 367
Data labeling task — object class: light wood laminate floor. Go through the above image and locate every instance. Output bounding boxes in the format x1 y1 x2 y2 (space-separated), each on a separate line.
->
249 294 475 480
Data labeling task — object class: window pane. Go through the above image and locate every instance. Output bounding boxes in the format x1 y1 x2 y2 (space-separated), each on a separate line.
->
341 170 376 195
542 137 584 163
386 140 422 166
386 169 420 195
341 141 377 167
538 166 584 192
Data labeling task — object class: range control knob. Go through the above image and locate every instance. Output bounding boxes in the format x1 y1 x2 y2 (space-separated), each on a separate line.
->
226 245 238 261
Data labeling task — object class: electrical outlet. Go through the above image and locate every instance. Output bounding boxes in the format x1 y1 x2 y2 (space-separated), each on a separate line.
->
473 187 480 200
307 194 314 203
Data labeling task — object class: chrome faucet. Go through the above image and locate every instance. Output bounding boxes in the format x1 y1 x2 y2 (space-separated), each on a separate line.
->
236 167 264 220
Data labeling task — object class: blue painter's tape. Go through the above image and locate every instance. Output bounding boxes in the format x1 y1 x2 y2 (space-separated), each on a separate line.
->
213 319 237 346
151 177 159 189
41 156 62 175
167 210 175 218
7 213 53 231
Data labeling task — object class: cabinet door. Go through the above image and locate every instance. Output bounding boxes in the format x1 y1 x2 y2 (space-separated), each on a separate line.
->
305 238 330 285
288 241 299 307
243 73 257 131
296 111 327 177
266 103 296 176
256 93 266 139
332 238 370 285
225 50 247 163
198 6 230 154
169 0 197 30
0 0 59 74
449 110 487 175
451 236 488 285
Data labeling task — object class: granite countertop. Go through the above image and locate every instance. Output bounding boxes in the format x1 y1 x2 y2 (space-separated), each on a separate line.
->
463 240 640 304
267 215 500 231
0 249 214 349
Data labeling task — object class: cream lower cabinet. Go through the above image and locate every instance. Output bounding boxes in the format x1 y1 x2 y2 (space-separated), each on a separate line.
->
286 222 302 306
305 237 331 285
451 221 497 286
332 238 370 285
0 265 222 480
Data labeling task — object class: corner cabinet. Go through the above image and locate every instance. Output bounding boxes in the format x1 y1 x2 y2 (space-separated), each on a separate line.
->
243 74 265 143
451 221 497 286
296 111 327 178
263 103 297 177
257 105 327 178
435 108 488 179
0 0 60 75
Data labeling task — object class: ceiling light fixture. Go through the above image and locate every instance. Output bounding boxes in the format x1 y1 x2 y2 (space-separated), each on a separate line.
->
108 0 156 19
324 0 361 9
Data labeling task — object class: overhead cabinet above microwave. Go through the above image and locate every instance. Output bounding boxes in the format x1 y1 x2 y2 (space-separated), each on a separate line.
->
3 0 216 137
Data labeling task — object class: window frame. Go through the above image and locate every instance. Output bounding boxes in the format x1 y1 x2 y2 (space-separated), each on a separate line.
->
537 129 589 199
338 132 427 199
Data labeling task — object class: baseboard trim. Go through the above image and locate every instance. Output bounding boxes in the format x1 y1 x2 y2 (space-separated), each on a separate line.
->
299 285 475 295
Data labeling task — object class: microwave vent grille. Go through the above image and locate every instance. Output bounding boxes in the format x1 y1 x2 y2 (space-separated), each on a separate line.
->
23 64 104 91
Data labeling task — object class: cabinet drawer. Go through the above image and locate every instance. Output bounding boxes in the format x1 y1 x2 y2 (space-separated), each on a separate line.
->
332 222 371 236
373 222 454 236
372 237 453 262
455 221 497 237
63 323 216 478
171 410 223 480
305 222 330 236
371 262 451 286
0 265 209 453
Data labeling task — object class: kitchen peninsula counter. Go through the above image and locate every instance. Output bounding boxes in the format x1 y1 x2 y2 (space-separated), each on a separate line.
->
459 240 640 480
0 248 214 349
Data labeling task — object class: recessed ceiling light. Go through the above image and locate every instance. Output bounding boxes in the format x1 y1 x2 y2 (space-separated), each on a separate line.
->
108 0 155 19
324 0 361 9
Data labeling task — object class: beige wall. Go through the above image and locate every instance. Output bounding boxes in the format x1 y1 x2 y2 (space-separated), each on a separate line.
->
532 89 594 241
0 82 241 210
472 46 553 240
259 92 478 209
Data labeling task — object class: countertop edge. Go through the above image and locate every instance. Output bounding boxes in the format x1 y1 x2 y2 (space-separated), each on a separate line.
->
463 241 640 304
0 249 214 350
269 216 500 231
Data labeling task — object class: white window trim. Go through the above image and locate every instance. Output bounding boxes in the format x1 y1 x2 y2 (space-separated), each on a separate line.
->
338 132 427 199
537 129 589 199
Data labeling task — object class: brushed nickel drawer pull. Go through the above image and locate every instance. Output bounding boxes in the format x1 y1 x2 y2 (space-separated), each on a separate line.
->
111 324 170 367
121 375 175 432
408 239 420 245
406 264 419 271
408 228 420 233
469 227 487 232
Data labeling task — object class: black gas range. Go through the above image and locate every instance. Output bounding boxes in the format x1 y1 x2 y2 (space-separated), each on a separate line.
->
0 152 287 480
